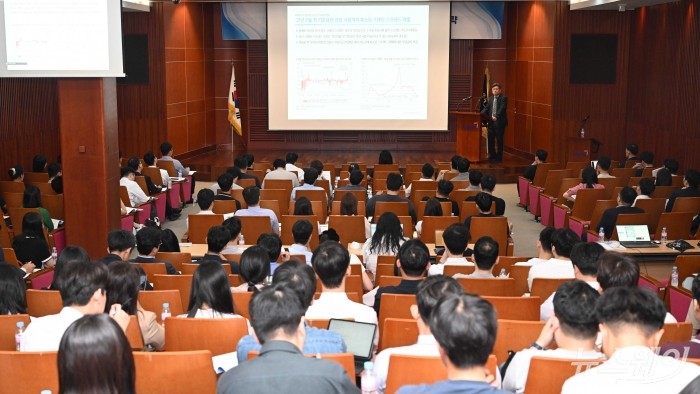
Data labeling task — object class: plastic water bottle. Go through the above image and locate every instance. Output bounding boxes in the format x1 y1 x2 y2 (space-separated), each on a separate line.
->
499 268 508 278
239 234 245 246
661 227 668 243
161 303 171 326
15 321 24 351
334 176 339 189
671 266 679 287
367 184 373 198
361 361 378 394
580 128 585 138
598 227 605 242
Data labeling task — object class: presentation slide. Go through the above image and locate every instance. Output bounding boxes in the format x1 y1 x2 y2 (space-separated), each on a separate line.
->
0 0 124 77
268 3 450 131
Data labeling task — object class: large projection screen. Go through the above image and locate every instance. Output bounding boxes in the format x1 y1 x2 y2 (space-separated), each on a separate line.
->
0 0 124 78
268 3 450 131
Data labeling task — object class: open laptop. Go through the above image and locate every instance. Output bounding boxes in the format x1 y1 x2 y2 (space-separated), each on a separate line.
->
327 318 377 373
616 225 659 248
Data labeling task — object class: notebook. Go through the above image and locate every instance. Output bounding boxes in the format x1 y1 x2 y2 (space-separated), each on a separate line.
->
616 225 658 248
327 318 377 372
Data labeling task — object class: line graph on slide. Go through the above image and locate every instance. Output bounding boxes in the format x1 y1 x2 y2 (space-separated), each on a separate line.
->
361 58 424 104
295 63 351 99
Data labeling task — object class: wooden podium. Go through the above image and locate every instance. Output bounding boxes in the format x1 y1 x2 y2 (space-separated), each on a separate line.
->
451 111 483 161
566 137 600 163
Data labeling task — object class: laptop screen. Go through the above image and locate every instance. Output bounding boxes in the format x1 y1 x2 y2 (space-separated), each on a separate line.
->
616 225 651 242
327 319 376 359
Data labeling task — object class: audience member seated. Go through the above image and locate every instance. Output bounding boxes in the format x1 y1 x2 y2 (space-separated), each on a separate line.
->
463 169 482 191
190 189 233 223
47 162 62 185
424 180 459 217
665 169 700 212
632 178 655 206
464 236 499 279
660 275 700 358
143 151 172 189
106 262 165 350
437 155 462 181
310 159 333 194
540 242 604 321
306 241 378 328
618 143 639 168
633 151 655 176
8 165 24 182
655 168 673 186
503 281 605 393
235 156 261 187
515 227 555 267
528 228 580 290
335 170 366 193
319 229 373 292
452 157 471 182
235 261 347 364
285 152 305 182
375 275 463 393
212 173 243 209
129 226 179 275
288 219 314 265
341 163 361 182
120 167 152 207
339 192 371 239
231 246 269 293
58 314 135 394
397 293 506 394
366 173 417 224
21 261 129 351
22 185 54 231
562 287 700 393
362 212 407 277
235 186 280 235
291 168 326 202
98 229 136 265
160 229 181 253
428 223 472 276
595 156 614 178
194 226 240 274
522 149 548 183
179 262 250 329
464 192 497 232
598 186 644 239
12 212 54 270
0 263 28 314
160 141 195 202
257 232 289 275
51 246 90 291
262 159 300 189
221 217 244 254
32 155 47 173
51 175 63 194
405 163 435 197
128 156 162 197
367 239 430 313
652 158 680 178
416 198 443 237
563 167 604 202
466 175 505 216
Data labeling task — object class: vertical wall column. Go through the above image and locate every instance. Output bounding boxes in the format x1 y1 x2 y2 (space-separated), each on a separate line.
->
57 78 121 258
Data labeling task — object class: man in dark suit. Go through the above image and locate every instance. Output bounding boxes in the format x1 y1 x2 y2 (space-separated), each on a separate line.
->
373 239 429 314
129 226 179 275
665 169 700 212
481 82 508 162
194 225 240 274
98 230 135 265
466 174 505 216
598 187 645 239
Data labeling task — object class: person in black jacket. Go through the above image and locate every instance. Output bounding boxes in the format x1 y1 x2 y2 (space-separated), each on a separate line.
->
598 187 644 239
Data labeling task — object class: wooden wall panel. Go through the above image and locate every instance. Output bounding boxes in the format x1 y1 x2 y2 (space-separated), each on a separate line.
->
0 79 59 173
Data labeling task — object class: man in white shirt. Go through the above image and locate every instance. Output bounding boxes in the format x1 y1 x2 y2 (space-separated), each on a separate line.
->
235 186 279 235
21 261 129 351
291 168 326 202
288 219 314 265
306 241 378 330
632 178 654 207
562 286 700 393
119 167 152 207
262 159 300 189
463 236 499 279
528 228 580 290
285 152 305 182
405 163 435 198
504 281 605 393
210 167 244 194
541 242 604 321
374 275 463 393
515 227 555 267
160 141 195 202
595 156 615 178
428 223 473 276
185 189 233 233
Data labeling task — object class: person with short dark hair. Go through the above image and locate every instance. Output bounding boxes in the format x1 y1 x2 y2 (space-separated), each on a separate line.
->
160 141 196 202
652 158 680 177
415 198 442 238
47 162 62 183
481 82 508 163
58 314 135 394
339 192 371 239
129 226 179 275
503 281 604 393
619 143 639 168
257 232 289 274
665 168 700 212
234 261 348 365
540 242 605 321
235 155 261 187
365 172 417 224
515 227 555 267
528 228 580 290
397 293 506 394
21 261 130 351
425 180 459 217
596 251 640 291
284 152 305 182
595 156 614 178
597 186 645 239
32 155 47 173
12 211 53 270
288 219 314 265
262 158 300 189
428 223 472 276
235 186 280 234
522 149 547 182
405 163 435 197
374 276 464 392
51 246 91 291
437 155 463 181
143 151 172 189
466 236 499 278
562 287 700 393
633 178 655 205
463 192 496 232
464 169 483 191
466 175 505 216
194 226 240 274
98 229 136 265
371 239 430 314
221 217 244 254
633 151 655 176
291 168 326 202
119 167 152 207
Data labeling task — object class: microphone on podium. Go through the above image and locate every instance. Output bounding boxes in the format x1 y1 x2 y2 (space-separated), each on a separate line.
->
455 96 472 112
